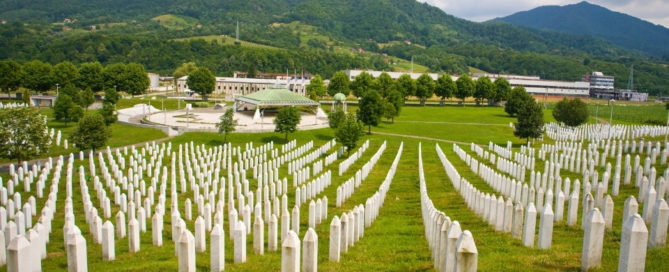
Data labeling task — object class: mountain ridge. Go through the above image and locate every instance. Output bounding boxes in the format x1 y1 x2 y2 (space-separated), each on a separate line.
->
495 1 669 57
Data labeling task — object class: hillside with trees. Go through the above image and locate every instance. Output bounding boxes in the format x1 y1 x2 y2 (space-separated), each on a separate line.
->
1 0 668 94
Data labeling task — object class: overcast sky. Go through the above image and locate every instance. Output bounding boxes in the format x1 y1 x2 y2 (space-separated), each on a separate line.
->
417 0 669 28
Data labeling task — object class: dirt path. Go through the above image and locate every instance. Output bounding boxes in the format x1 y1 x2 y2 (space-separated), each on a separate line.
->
395 120 509 126
372 131 471 145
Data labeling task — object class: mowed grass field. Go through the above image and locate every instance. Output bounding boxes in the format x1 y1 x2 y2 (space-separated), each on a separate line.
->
2 102 669 271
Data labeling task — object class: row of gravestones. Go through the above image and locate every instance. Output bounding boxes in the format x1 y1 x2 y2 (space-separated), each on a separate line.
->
287 139 335 175
82 138 353 271
2 154 64 271
338 140 370 176
447 138 669 271
419 143 478 272
329 142 403 265
442 143 561 250
544 123 668 142
335 142 387 207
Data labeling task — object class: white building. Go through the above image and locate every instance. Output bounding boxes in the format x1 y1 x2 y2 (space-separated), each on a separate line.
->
346 69 590 97
478 74 590 97
176 76 311 101
346 69 439 80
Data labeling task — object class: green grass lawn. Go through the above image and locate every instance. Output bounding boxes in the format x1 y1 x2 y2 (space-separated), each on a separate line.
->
3 103 669 271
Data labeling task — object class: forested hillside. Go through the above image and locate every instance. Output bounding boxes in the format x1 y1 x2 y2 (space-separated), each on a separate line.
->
1 0 668 94
497 1 669 57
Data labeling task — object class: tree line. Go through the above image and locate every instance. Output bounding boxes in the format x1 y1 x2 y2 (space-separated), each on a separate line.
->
0 59 150 96
321 71 515 107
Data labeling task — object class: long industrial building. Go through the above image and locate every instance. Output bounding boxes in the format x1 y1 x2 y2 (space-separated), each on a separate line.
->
347 69 590 97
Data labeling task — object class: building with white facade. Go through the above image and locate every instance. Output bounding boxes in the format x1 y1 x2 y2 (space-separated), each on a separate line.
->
176 76 311 100
346 69 590 97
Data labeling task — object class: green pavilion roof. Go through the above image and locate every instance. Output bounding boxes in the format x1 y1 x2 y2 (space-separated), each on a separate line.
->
235 88 319 106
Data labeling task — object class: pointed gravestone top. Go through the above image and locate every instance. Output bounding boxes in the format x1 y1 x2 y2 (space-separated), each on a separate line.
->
456 230 477 254
211 223 223 236
304 228 317 242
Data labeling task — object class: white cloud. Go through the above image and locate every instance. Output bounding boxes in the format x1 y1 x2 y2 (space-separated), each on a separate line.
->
416 0 669 28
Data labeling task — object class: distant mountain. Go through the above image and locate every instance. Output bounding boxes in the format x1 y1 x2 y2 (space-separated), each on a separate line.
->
1 0 668 94
496 1 669 57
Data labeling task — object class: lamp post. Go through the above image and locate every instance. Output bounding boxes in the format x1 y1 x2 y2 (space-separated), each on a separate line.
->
56 83 60 96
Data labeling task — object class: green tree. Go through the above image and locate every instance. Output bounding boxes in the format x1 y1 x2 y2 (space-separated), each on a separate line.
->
306 74 326 100
455 74 474 105
514 98 544 143
396 74 416 102
216 108 237 142
173 62 198 80
0 60 22 96
68 105 84 123
494 77 512 104
505 86 532 116
104 88 120 104
435 74 456 105
102 63 127 92
357 90 383 134
351 71 373 98
187 67 216 100
79 88 95 111
54 94 74 124
71 113 109 151
0 107 50 164
124 63 150 97
386 90 403 116
474 76 493 105
22 60 53 93
60 84 81 106
328 108 346 129
373 72 395 98
76 62 104 91
336 113 364 156
274 106 301 141
327 71 350 97
415 74 435 106
552 98 589 126
21 89 31 105
100 102 117 125
52 61 79 87
383 101 398 122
